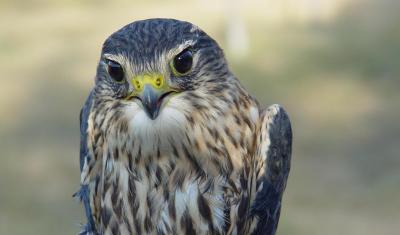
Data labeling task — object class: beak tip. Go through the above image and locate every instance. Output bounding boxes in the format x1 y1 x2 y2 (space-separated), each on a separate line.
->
140 85 161 120
149 113 158 120
144 105 159 120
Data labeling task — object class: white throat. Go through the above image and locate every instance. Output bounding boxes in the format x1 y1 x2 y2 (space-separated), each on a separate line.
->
123 100 189 155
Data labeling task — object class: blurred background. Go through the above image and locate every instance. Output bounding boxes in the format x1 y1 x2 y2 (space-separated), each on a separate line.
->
1 0 399 234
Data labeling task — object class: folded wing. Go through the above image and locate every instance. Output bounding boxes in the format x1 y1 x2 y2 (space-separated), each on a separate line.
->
251 104 293 235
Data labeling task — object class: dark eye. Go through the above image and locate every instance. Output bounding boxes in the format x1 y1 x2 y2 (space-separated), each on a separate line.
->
106 59 124 82
172 48 193 75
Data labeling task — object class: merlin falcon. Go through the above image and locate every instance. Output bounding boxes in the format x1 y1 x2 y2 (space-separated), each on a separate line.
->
76 19 292 235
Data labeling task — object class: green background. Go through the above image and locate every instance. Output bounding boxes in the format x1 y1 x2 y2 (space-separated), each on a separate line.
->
0 0 399 234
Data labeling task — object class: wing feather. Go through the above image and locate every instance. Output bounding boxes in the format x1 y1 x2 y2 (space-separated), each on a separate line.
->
75 90 98 235
251 104 293 235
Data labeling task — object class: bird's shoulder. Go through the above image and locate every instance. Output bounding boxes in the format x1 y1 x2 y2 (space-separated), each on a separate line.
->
77 90 99 234
250 104 292 235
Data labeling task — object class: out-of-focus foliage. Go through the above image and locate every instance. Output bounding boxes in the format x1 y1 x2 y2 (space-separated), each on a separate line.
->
0 0 398 234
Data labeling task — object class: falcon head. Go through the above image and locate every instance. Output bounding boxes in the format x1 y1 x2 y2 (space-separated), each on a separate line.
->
94 19 231 124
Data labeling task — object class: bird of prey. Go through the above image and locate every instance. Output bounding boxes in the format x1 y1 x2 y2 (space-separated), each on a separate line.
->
76 19 292 235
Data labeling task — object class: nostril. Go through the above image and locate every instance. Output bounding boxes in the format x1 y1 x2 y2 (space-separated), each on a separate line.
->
155 78 162 87
135 81 141 90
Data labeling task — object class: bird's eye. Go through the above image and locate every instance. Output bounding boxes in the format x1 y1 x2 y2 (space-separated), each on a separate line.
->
172 48 193 75
106 59 124 82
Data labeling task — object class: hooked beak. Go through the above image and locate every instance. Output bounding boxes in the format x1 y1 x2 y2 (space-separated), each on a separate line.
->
141 85 173 120
127 73 178 120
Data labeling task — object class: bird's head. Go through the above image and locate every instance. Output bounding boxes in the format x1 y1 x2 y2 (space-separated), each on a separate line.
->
94 19 231 123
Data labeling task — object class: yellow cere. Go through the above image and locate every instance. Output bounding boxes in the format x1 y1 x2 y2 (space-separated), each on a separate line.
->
131 73 164 92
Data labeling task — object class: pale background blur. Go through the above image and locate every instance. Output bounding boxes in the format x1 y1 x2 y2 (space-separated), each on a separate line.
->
1 0 399 234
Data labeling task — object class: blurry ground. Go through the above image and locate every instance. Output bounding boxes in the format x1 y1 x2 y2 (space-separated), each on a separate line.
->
0 0 399 234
